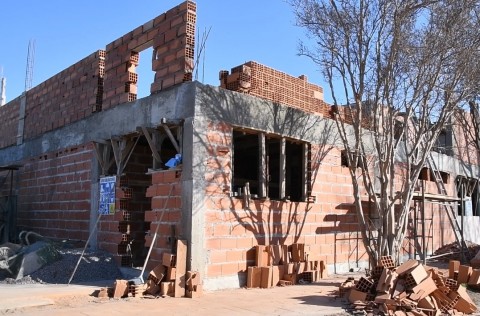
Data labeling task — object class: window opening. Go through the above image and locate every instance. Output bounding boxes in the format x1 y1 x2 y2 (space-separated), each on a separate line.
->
232 131 259 196
135 47 156 99
232 129 309 202
267 137 280 200
286 142 303 201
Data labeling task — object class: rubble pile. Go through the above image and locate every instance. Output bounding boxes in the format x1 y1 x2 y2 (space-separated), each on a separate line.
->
340 257 479 315
434 241 480 262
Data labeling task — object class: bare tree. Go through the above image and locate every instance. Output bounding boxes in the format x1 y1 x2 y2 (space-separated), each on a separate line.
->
290 0 480 266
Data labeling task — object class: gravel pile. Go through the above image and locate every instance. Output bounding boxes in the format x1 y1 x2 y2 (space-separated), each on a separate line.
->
0 248 123 285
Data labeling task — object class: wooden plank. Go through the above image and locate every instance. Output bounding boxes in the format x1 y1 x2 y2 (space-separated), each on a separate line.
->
301 143 308 201
141 126 162 163
174 239 187 297
161 124 180 153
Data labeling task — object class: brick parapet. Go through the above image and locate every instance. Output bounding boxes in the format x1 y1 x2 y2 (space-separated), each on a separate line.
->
103 0 196 109
0 1 195 149
220 61 332 116
0 97 20 148
23 51 104 140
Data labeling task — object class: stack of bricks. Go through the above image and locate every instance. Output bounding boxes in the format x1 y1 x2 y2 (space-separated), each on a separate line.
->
343 257 478 315
103 0 196 109
116 175 149 267
246 243 327 289
219 61 332 116
144 169 183 270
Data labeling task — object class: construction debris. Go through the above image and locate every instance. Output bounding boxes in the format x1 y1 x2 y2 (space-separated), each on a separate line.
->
246 243 327 288
339 257 479 315
0 241 61 280
95 239 202 299
434 241 480 262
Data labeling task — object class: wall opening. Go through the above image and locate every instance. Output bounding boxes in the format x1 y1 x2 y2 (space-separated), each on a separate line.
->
232 131 259 196
267 137 280 200
232 129 309 202
136 47 156 99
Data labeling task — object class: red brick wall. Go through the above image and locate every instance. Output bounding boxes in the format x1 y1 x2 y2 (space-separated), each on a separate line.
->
0 1 196 150
16 144 93 240
97 142 154 266
23 51 105 140
202 121 365 279
0 97 20 148
202 119 460 280
145 170 182 271
102 0 196 109
220 61 332 116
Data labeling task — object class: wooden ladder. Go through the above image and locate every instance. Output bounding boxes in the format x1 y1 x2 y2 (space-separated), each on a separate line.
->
426 153 469 260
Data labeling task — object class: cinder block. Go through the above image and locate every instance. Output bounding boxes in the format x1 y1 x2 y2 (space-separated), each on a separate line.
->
348 288 367 303
376 268 398 293
286 263 294 274
320 260 328 278
260 266 273 288
405 264 428 288
255 245 269 267
291 244 305 262
468 269 480 285
149 264 165 284
455 285 477 313
379 255 395 269
395 259 418 275
355 277 374 293
186 270 200 290
166 267 176 281
272 265 281 287
411 276 437 300
418 296 436 309
144 279 160 295
160 281 175 296
449 260 460 279
247 266 262 288
457 265 472 284
162 253 176 267
186 284 202 298
270 245 282 265
113 279 129 298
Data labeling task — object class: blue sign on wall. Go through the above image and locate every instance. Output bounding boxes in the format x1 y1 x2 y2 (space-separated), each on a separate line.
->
99 176 116 215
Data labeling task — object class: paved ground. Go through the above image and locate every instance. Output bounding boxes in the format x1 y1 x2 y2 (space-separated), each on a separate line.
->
0 275 353 316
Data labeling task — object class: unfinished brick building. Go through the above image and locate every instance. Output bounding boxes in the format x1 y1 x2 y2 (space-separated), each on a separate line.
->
0 1 479 290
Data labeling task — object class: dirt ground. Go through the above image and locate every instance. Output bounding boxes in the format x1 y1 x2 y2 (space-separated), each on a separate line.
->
3 272 480 316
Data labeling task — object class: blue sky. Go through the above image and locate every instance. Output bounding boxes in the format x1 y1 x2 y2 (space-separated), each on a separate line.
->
0 0 330 103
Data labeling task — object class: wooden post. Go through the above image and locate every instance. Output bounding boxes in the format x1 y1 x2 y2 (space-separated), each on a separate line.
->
174 239 187 297
279 138 286 199
258 133 266 198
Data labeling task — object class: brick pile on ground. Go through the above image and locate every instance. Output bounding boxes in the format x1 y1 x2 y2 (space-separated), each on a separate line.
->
97 239 201 299
246 243 328 288
339 256 479 315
